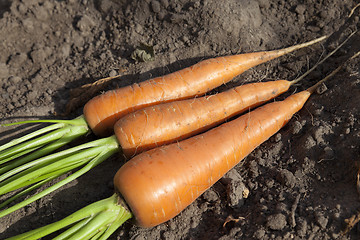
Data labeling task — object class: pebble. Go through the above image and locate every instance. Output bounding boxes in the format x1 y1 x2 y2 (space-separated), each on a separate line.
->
315 211 328 229
266 213 287 230
296 217 307 237
76 15 95 33
0 63 9 77
61 44 71 58
291 120 303 134
109 69 118 77
304 135 316 149
227 180 249 208
160 0 169 8
22 18 34 31
295 4 306 15
8 76 22 84
277 169 296 188
253 228 265 239
202 188 219 202
151 0 161 13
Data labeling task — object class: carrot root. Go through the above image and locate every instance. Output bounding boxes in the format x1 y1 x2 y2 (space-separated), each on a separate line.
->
290 31 357 85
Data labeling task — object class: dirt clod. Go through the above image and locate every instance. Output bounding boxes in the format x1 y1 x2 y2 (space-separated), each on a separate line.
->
266 213 288 230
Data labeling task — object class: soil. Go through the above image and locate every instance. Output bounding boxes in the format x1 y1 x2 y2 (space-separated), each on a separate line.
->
1 0 360 239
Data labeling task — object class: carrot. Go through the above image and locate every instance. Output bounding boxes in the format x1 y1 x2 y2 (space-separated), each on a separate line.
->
107 32 357 157
0 34 351 218
83 35 327 137
0 35 327 170
8 50 359 240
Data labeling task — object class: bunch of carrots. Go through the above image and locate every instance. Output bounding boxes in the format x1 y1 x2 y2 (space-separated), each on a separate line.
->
0 30 358 239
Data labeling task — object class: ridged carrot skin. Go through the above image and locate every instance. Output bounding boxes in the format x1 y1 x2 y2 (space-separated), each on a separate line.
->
114 90 311 228
115 80 292 157
83 36 326 136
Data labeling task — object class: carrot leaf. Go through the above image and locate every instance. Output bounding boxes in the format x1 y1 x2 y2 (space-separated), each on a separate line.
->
0 135 119 218
5 194 132 240
0 116 90 167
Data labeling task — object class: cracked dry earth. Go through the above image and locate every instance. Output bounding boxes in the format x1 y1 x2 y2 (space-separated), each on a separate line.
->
1 0 360 239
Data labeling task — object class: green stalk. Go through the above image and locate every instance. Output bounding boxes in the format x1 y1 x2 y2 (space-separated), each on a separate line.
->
0 174 60 209
0 116 90 167
90 230 106 240
5 194 133 240
0 123 89 173
52 218 93 240
0 147 103 194
0 123 64 152
0 137 115 182
0 136 120 218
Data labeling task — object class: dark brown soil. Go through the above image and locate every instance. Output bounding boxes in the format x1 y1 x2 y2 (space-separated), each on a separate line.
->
1 0 360 239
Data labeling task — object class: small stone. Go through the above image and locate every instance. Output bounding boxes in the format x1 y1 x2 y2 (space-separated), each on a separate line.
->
76 15 95 33
26 90 38 101
277 169 296 188
266 213 287 230
151 0 161 13
160 0 169 8
109 69 118 77
22 18 34 31
8 52 28 66
315 212 328 229
296 217 307 237
202 188 219 202
274 133 282 142
291 121 303 134
227 180 249 208
253 229 265 239
345 128 351 134
61 44 71 58
295 4 306 15
304 136 316 149
0 63 9 77
8 76 22 84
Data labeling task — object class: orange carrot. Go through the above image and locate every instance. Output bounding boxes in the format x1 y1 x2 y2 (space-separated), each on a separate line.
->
83 36 327 136
115 52 360 228
0 36 326 175
1 35 350 219
114 79 299 157
10 51 356 240
114 85 314 227
112 31 356 157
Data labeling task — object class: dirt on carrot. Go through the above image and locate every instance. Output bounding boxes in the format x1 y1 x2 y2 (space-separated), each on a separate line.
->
1 0 360 240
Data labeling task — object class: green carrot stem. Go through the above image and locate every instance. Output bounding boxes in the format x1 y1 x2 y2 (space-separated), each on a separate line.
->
0 127 71 162
91 230 106 240
0 123 64 152
0 131 82 175
2 116 88 127
52 218 93 240
5 194 133 240
0 174 60 209
0 117 89 167
0 137 119 218
97 206 132 240
0 136 116 182
0 147 40 165
67 210 118 240
1 156 91 194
